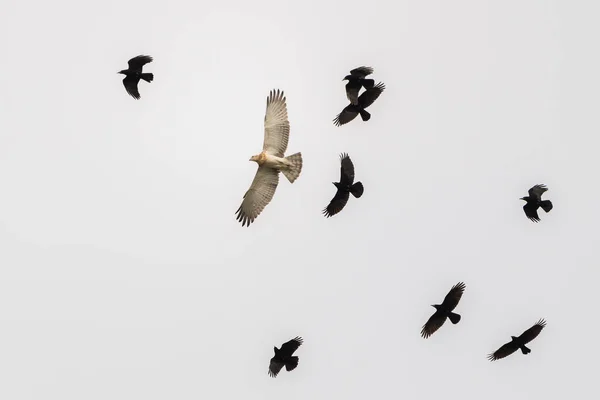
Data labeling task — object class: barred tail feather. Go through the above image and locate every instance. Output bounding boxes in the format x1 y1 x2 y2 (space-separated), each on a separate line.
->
282 152 303 183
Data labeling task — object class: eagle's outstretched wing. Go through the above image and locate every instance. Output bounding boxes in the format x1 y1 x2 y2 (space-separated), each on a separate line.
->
263 89 290 157
235 166 280 226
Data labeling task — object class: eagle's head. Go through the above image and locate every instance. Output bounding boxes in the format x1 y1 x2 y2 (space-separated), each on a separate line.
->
250 153 266 165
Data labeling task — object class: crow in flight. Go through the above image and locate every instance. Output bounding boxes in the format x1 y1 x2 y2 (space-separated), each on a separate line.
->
118 55 154 99
487 319 546 361
268 336 303 378
333 82 385 127
323 153 363 217
521 184 553 222
421 282 466 339
343 66 375 105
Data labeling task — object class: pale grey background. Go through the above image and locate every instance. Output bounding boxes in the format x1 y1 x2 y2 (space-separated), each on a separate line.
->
0 0 598 399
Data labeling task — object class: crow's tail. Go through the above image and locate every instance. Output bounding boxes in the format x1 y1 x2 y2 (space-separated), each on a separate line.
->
141 73 154 83
448 312 461 324
359 109 371 121
285 356 299 371
540 200 553 213
351 182 364 198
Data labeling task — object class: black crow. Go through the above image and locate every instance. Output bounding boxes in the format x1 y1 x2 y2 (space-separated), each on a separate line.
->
323 153 363 217
487 319 546 361
118 55 154 99
421 282 466 338
269 336 303 378
521 184 553 222
333 82 385 127
343 66 375 105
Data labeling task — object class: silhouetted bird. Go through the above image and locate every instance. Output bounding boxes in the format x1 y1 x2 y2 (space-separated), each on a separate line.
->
269 336 303 378
333 82 385 126
421 282 466 338
521 184 553 222
343 66 375 105
118 55 154 99
323 153 363 217
487 319 546 361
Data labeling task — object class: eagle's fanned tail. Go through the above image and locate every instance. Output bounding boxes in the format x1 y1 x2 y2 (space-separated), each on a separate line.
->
282 152 302 183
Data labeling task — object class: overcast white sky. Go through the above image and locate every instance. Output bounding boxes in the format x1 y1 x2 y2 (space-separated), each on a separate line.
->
1 0 599 399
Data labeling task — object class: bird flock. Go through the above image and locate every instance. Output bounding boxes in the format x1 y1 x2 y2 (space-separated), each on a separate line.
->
118 56 552 375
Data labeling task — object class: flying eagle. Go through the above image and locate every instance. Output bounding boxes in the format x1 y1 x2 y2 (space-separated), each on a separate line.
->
421 282 466 339
343 66 375 105
235 89 303 227
520 184 553 222
118 55 154 99
487 319 547 361
269 336 303 378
